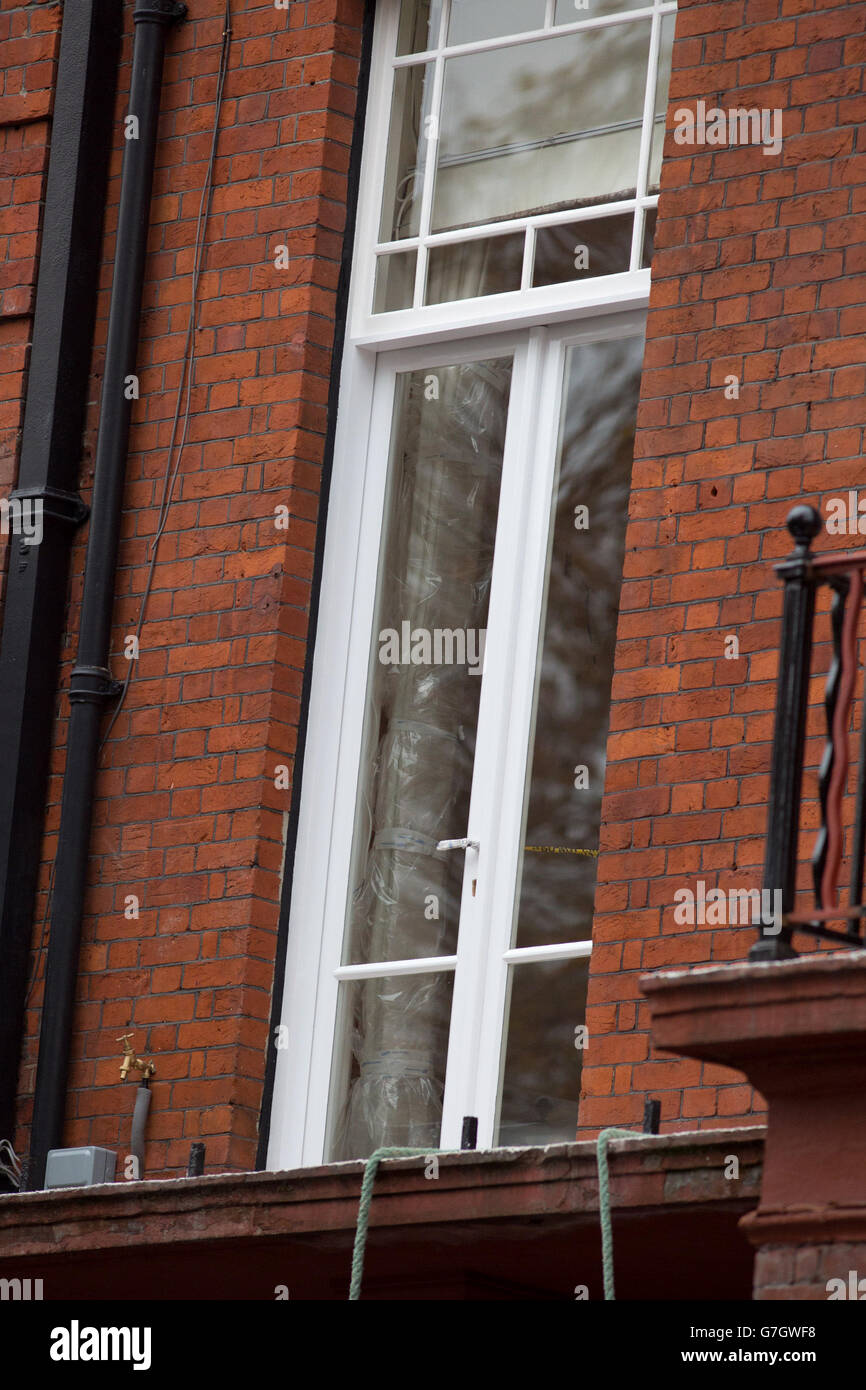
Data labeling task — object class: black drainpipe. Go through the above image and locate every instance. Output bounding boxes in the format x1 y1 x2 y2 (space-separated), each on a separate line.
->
26 0 187 1191
0 0 122 1152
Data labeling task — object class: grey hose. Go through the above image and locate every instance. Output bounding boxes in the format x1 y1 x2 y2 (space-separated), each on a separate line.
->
130 1080 151 1180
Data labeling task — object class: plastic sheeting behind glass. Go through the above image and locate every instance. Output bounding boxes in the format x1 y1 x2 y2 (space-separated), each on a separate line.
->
513 335 645 952
330 973 455 1160
397 0 443 55
328 355 513 1160
497 957 590 1146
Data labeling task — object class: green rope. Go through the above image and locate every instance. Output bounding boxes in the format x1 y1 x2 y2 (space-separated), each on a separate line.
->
349 1147 437 1300
350 1131 637 1301
596 1127 637 1301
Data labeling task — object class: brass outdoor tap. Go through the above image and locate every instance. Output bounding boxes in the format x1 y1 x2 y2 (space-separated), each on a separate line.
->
117 1034 155 1081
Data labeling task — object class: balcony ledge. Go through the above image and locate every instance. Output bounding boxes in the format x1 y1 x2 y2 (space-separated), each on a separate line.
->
0 1130 763 1299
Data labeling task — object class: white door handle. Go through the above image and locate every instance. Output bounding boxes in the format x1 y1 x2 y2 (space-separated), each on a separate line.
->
436 837 479 852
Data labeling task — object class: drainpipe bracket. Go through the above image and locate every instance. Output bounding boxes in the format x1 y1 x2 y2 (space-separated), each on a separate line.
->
133 1 187 24
69 665 124 704
9 486 89 528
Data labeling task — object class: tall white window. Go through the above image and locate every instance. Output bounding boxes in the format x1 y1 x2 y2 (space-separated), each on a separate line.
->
269 0 674 1168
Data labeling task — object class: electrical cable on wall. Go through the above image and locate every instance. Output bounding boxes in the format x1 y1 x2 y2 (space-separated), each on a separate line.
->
101 0 234 750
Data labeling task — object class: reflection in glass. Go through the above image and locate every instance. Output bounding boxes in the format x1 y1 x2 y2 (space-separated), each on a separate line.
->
555 0 648 20
641 207 657 267
448 0 546 46
329 357 513 1158
329 972 454 1160
497 957 589 1146
397 0 443 55
532 214 633 287
374 250 417 313
380 63 433 241
346 356 512 968
426 233 524 304
514 335 644 950
432 24 651 232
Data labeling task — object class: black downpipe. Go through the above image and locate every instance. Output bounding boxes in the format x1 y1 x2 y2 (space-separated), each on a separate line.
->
26 0 186 1191
0 0 122 1150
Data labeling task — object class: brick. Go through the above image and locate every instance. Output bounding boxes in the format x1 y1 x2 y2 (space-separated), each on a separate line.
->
4 0 367 1176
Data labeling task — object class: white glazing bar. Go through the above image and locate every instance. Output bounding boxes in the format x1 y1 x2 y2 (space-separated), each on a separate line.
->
502 941 593 965
630 2 663 271
438 331 545 1146
334 955 458 980
377 196 642 256
353 271 650 351
375 200 662 262
435 0 448 46
411 0 449 306
462 327 565 1147
520 224 535 292
350 0 401 324
393 6 664 66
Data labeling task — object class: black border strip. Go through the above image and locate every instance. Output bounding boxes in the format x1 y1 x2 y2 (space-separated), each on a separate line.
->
0 0 122 1152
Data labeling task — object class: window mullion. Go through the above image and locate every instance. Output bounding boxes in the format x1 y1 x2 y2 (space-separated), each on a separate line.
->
411 2 449 307
392 7 661 64
440 327 553 1149
502 942 593 965
630 3 662 271
335 956 458 981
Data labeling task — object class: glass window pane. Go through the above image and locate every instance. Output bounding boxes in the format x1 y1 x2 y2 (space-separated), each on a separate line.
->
641 206 657 267
397 0 443 55
328 972 454 1160
649 12 676 192
425 233 525 304
496 957 589 1146
555 0 648 20
374 251 417 313
379 63 434 242
448 0 546 46
514 335 644 950
432 24 652 233
345 356 513 969
532 214 633 287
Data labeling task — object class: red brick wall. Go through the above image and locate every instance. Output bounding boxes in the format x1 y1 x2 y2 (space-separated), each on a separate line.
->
9 0 866 1176
13 0 366 1175
754 1243 866 1301
582 0 866 1134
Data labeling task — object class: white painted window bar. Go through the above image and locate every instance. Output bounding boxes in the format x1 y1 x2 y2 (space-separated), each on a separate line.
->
267 0 674 1169
363 0 677 316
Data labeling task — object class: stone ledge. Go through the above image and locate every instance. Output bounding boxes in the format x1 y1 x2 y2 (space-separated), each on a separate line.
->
0 1131 763 1299
643 950 866 1066
643 950 866 1233
0 1130 763 1258
743 1203 866 1246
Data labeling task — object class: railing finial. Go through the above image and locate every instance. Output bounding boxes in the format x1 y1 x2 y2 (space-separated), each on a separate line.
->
787 504 821 553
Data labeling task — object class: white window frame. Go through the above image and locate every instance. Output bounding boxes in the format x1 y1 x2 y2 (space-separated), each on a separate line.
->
267 0 671 1170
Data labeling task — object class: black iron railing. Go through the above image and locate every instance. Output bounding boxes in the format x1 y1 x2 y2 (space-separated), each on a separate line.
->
754 505 866 960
